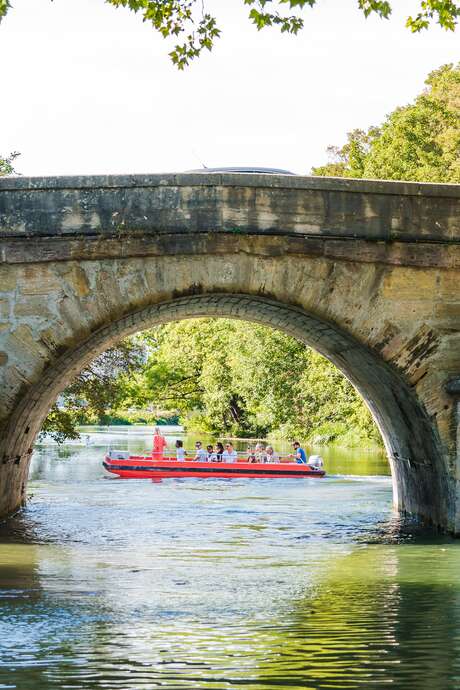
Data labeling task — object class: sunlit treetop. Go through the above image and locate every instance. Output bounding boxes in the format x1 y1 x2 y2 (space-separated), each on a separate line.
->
0 0 459 68
311 63 460 183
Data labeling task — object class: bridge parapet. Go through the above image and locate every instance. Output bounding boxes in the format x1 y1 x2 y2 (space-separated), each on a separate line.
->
1 173 459 243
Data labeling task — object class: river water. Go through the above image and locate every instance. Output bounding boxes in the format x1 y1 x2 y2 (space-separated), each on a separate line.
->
1 427 460 689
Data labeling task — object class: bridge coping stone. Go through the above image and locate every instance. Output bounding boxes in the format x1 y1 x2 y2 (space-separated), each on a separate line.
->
1 173 460 198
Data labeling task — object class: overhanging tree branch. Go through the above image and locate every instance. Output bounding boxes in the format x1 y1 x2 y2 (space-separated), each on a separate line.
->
0 1 458 67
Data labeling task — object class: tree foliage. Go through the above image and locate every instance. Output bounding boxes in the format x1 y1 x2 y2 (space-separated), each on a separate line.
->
41 338 145 442
0 151 20 177
312 63 460 183
42 319 379 446
131 319 379 444
0 1 458 68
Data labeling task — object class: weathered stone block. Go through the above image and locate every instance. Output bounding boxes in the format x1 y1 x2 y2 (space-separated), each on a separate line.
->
14 297 54 318
17 266 62 295
435 303 460 320
0 267 16 292
382 268 438 300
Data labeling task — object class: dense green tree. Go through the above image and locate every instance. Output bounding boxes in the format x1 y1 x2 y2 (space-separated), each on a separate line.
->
1 1 458 68
41 318 379 446
135 319 379 444
312 63 460 183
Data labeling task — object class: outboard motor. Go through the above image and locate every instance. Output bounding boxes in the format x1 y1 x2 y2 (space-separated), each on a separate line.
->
308 455 324 469
108 450 130 460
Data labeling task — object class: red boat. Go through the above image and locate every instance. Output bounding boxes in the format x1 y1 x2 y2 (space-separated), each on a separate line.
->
103 451 325 479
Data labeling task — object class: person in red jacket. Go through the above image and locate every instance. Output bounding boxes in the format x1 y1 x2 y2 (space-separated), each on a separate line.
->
152 427 167 460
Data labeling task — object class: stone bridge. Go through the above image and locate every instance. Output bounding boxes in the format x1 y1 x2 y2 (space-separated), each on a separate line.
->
0 173 459 531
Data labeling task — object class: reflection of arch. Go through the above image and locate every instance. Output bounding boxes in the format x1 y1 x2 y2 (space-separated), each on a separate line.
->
2 294 447 527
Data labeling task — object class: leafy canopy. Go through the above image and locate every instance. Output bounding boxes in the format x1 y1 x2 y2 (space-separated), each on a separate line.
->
312 63 460 183
0 1 458 68
0 151 20 177
41 338 145 443
42 318 379 446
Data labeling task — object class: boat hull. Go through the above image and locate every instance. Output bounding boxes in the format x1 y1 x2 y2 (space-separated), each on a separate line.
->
103 455 325 479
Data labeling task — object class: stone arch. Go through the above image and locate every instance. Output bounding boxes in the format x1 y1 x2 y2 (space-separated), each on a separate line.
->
0 293 449 528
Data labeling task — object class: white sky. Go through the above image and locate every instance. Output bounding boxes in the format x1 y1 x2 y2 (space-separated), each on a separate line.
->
0 0 458 176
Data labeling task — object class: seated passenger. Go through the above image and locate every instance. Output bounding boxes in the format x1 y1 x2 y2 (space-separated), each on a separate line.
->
175 439 187 461
222 443 238 463
254 442 266 463
206 444 218 462
291 441 308 464
265 445 279 463
247 446 257 463
215 442 224 462
194 441 208 462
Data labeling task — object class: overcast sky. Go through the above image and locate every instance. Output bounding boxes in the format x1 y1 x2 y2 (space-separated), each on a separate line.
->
1 0 458 176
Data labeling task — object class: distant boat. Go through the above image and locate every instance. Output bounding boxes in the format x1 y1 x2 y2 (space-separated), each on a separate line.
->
103 451 325 479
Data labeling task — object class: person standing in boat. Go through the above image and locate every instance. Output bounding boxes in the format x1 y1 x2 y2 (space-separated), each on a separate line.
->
152 427 167 460
291 441 308 464
222 443 238 463
175 439 187 461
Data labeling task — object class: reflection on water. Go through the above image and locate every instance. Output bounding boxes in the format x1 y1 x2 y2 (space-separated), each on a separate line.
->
0 428 457 689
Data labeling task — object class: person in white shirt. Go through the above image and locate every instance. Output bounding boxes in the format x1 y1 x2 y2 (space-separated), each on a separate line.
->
254 442 266 463
222 443 238 463
175 439 187 461
265 445 279 463
206 444 218 462
193 441 208 462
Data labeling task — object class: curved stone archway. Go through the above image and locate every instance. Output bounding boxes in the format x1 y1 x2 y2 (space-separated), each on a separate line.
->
0 293 449 529
1 173 460 531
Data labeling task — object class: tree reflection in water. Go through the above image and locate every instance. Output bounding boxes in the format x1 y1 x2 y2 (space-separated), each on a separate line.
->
254 544 460 689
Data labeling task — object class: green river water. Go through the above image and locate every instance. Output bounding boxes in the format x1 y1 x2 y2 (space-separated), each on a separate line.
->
0 426 459 689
